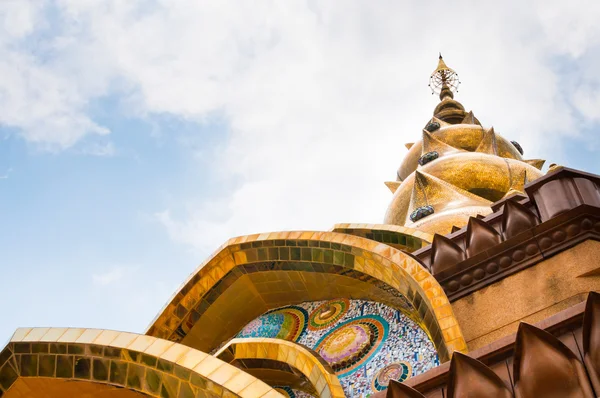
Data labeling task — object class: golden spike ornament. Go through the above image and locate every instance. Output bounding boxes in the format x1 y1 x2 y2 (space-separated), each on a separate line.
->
475 127 499 155
385 181 401 193
524 159 546 170
421 130 463 158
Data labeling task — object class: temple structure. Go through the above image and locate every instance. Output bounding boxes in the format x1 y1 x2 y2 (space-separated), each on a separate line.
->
2 56 600 398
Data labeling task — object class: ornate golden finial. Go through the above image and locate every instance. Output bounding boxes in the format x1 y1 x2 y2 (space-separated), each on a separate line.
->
429 54 461 99
429 55 466 124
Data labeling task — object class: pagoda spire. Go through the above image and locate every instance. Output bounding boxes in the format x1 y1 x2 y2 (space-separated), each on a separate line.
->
429 54 466 124
385 55 546 234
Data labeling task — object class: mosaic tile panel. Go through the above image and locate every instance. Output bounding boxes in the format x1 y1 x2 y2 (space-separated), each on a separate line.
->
235 299 440 397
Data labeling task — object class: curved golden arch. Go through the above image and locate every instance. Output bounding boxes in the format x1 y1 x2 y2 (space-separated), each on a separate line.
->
2 327 283 398
216 338 345 398
331 223 433 250
146 231 466 361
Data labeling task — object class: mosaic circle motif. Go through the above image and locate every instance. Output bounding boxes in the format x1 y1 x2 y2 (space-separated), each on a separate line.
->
237 306 307 342
372 362 412 391
318 324 373 367
308 299 349 330
314 315 388 377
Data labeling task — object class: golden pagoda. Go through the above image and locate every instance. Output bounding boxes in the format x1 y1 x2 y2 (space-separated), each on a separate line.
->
2 56 600 398
385 54 544 236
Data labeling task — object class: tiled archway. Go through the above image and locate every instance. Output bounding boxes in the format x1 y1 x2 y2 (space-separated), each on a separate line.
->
0 328 283 398
216 338 344 398
147 231 466 361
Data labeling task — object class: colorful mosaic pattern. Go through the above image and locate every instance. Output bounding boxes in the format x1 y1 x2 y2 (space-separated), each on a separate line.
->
372 362 412 391
238 306 308 342
315 316 387 376
308 299 349 330
236 299 439 397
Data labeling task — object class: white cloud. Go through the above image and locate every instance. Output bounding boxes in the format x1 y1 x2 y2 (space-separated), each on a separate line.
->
3 1 600 250
0 0 46 40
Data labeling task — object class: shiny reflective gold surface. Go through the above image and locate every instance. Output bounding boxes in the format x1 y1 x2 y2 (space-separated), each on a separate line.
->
216 338 345 398
407 171 492 220
331 223 432 251
244 369 315 396
402 171 493 234
5 379 149 398
1 328 282 398
181 272 415 352
386 152 543 232
397 125 523 182
410 206 494 235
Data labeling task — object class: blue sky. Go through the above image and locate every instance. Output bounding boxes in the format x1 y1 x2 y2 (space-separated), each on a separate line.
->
1 0 600 344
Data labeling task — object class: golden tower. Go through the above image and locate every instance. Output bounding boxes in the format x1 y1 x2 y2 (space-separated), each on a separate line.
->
385 55 544 235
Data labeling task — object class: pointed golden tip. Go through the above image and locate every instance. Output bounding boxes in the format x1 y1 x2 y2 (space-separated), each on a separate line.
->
421 129 462 158
408 170 492 222
524 159 545 170
385 181 401 194
430 54 460 99
475 127 499 155
461 111 480 125
435 57 451 75
405 142 414 150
